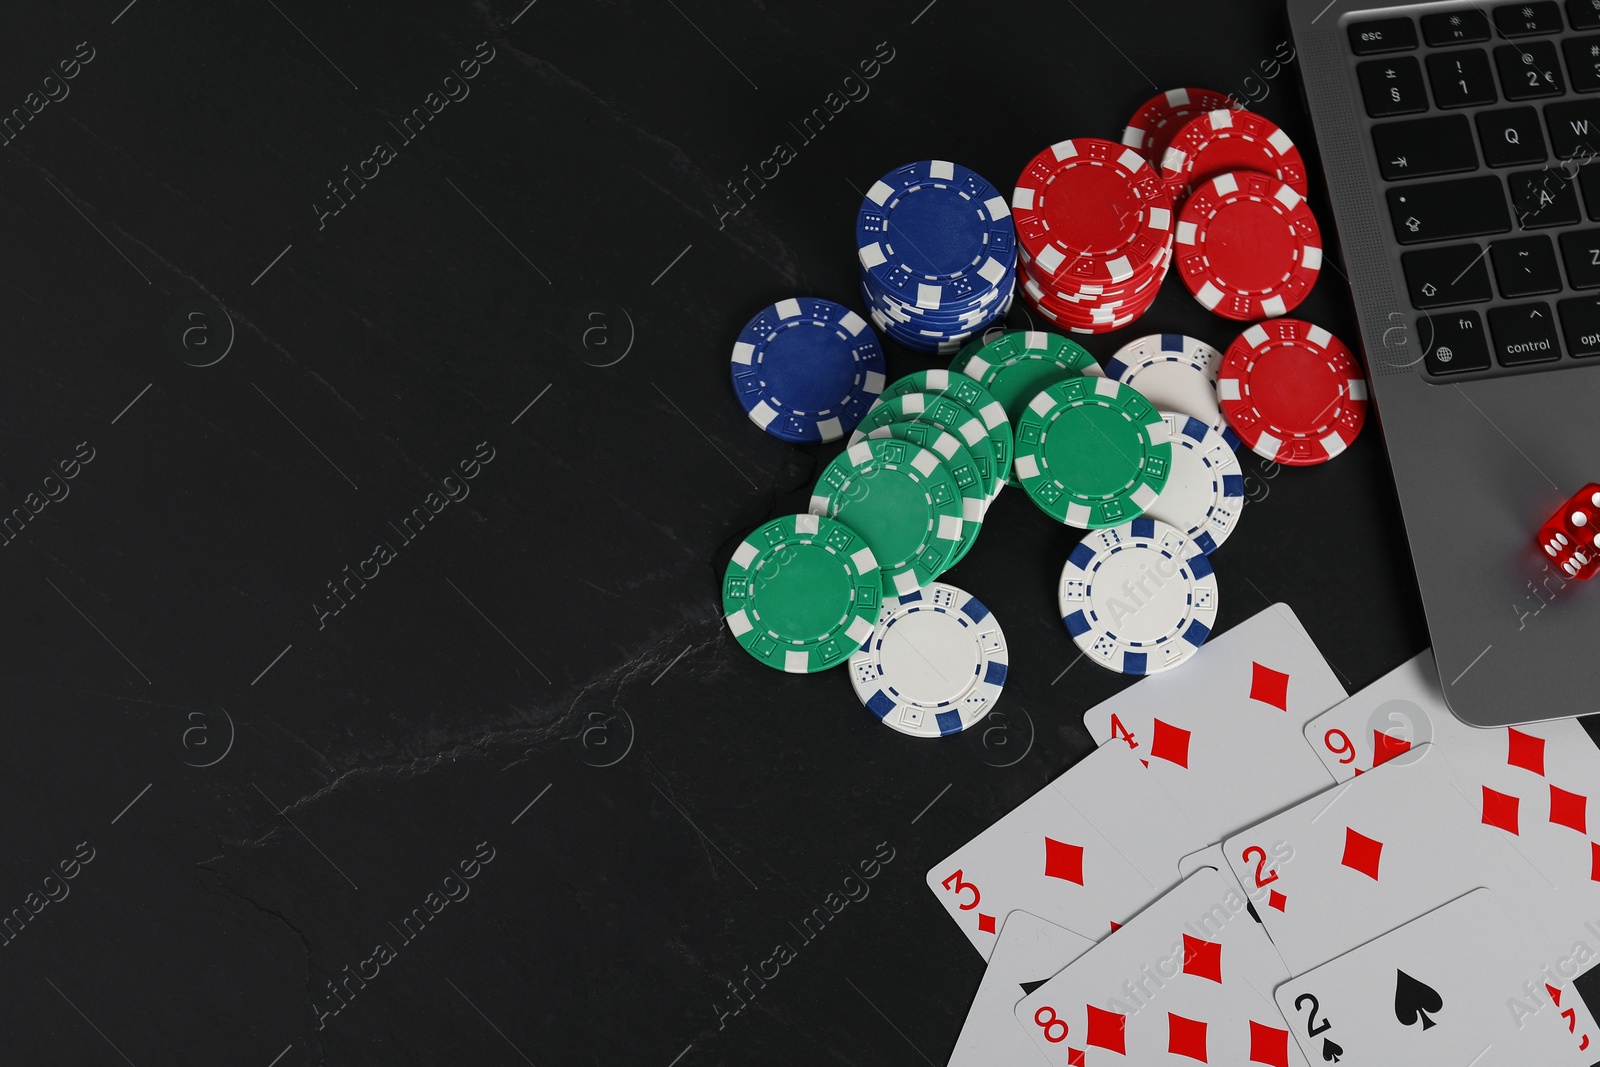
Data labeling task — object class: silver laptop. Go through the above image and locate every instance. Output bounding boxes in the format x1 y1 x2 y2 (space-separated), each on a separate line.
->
1289 0 1600 726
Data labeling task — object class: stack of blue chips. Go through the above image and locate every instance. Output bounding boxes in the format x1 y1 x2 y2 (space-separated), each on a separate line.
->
856 160 1018 356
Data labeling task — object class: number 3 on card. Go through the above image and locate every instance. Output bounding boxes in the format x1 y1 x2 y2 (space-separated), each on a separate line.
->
940 870 980 909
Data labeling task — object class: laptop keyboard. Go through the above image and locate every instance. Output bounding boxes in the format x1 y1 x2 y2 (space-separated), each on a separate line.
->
1345 0 1600 377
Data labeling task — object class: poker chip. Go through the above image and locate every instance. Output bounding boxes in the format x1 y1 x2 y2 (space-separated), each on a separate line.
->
810 437 966 598
1058 517 1219 675
1160 108 1309 197
1175 170 1322 321
730 298 887 443
857 160 1018 352
722 513 883 673
1121 88 1237 164
1218 319 1368 466
1105 333 1240 450
852 391 1006 510
1010 139 1174 333
1145 412 1245 554
1013 375 1170 528
855 420 987 566
948 330 1103 468
848 581 1008 737
874 369 1014 502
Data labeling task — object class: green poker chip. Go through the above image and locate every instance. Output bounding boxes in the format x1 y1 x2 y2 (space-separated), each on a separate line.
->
854 419 986 567
872 368 1014 503
1013 376 1171 529
851 391 1003 510
722 513 884 673
950 330 1103 486
810 437 966 598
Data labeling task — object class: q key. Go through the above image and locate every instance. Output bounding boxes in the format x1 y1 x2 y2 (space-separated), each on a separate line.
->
1476 107 1547 166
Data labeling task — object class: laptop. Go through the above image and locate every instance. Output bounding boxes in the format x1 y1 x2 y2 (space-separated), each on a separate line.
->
1288 0 1600 726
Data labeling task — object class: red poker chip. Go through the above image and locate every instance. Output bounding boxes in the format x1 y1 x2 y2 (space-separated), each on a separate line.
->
1217 319 1367 466
1012 138 1174 286
1175 170 1322 321
1161 109 1309 198
1020 242 1170 300
1122 87 1237 164
1019 257 1163 334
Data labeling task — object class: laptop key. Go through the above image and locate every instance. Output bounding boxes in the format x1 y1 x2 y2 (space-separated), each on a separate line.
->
1577 161 1600 217
1557 295 1600 356
1427 49 1498 107
1559 227 1600 286
1422 10 1491 45
1402 244 1492 307
1477 107 1549 165
1493 1 1563 36
1359 58 1429 117
1490 235 1563 296
1372 116 1478 179
1544 100 1600 156
1489 302 1563 365
1349 18 1418 54
1496 41 1567 99
1510 167 1583 226
1572 0 1600 30
1563 36 1600 93
1386 176 1512 243
1420 310 1492 375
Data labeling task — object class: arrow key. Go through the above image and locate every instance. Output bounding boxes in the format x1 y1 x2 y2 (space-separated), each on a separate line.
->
1401 243 1493 308
1372 115 1478 180
1489 302 1563 365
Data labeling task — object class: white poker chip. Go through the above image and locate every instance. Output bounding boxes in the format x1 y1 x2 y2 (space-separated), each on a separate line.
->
849 581 1008 737
1145 412 1245 554
1105 333 1240 450
1059 518 1219 675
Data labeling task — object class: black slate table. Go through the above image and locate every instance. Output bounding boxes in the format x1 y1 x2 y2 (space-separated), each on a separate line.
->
1 1 1439 1063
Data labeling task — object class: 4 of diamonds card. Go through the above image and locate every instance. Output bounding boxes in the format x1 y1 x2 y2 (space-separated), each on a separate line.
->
1083 602 1347 845
1013 868 1304 1066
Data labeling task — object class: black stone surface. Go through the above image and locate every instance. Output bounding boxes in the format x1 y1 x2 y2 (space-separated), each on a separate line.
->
0 1 1448 1063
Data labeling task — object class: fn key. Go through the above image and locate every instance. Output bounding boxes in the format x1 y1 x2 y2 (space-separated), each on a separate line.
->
1421 310 1492 374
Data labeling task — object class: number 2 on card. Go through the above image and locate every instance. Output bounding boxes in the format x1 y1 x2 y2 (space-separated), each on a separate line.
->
1240 845 1278 887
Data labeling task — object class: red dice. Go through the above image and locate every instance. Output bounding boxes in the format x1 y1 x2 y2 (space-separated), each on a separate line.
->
1538 483 1600 580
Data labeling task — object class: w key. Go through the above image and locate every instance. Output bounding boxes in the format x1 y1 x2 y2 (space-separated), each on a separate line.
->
1544 100 1600 157
1372 116 1478 179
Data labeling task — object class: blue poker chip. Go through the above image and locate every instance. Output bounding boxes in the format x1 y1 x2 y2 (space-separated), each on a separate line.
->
857 160 1016 311
730 298 887 443
848 581 1008 737
1057 517 1220 675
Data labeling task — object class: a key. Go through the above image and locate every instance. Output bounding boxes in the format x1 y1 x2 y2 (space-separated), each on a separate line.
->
1386 176 1512 244
1401 244 1492 307
1510 167 1583 227
1559 227 1600 287
1489 303 1563 365
1359 57 1429 117
1476 107 1549 166
1419 310 1492 375
1371 115 1478 179
1427 49 1497 107
1496 41 1567 100
1490 235 1563 296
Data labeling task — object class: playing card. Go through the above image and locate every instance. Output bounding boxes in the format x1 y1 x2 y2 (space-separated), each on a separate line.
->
1304 649 1600 897
927 742 1201 959
1178 842 1260 919
1014 868 1305 1066
1084 602 1347 845
1275 889 1586 1066
948 912 1095 1067
1222 748 1536 974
